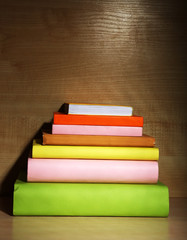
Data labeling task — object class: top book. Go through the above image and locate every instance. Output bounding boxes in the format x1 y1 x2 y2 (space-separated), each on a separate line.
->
61 103 133 116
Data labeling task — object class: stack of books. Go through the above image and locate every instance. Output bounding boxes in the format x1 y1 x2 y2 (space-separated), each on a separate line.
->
13 103 169 216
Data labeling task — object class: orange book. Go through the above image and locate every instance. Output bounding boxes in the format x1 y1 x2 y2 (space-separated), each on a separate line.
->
53 113 143 127
42 132 155 147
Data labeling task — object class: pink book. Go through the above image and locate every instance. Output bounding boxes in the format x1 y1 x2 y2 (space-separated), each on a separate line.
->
52 124 143 136
27 158 158 183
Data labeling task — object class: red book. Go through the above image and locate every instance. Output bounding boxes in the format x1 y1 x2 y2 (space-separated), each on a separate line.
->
53 113 143 127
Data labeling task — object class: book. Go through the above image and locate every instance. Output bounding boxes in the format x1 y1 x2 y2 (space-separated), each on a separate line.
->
13 175 169 216
52 124 143 136
53 113 143 126
62 103 133 116
27 158 159 183
32 140 159 160
43 132 155 147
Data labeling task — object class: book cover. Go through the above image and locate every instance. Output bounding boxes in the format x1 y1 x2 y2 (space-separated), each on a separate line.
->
53 113 143 126
13 175 169 216
27 158 159 183
52 124 143 136
62 103 133 116
43 132 155 147
32 140 159 160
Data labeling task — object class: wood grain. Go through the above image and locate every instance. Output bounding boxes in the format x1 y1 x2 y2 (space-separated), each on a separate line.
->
0 0 187 196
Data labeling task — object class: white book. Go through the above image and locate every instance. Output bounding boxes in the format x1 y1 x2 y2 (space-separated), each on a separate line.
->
63 103 133 116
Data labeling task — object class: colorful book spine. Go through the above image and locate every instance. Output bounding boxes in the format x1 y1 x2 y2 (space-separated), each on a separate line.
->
53 113 143 126
52 124 143 136
27 158 159 183
42 132 155 147
32 140 159 160
13 178 169 216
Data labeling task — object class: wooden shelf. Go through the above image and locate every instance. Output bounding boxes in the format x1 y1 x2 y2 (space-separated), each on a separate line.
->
0 197 186 240
0 2 186 239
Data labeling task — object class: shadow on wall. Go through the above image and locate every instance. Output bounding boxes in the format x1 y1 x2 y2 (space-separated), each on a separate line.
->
2 122 53 189
1 104 69 215
0 122 53 215
0 101 63 213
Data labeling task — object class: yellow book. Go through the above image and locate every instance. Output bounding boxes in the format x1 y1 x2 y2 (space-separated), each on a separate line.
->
32 140 159 160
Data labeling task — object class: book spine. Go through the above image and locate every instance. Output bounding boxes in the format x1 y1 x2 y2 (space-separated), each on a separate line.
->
43 133 155 147
13 181 169 216
68 103 133 116
32 141 159 160
53 113 144 127
52 125 143 136
27 158 159 183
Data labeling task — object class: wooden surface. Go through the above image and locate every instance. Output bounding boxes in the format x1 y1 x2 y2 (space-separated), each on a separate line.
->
0 0 187 196
0 197 186 240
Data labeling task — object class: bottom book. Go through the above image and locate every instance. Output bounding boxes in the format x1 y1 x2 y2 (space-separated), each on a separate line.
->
13 175 169 217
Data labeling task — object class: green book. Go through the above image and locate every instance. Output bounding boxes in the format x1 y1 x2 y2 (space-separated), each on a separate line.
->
13 175 169 217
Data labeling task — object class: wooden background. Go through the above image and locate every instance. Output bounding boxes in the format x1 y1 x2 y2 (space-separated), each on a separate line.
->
0 0 186 197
